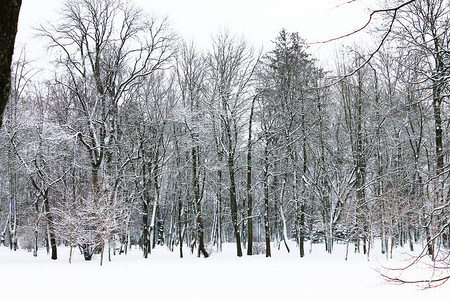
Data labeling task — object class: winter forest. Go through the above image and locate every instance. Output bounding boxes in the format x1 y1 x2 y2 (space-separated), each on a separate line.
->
0 0 449 282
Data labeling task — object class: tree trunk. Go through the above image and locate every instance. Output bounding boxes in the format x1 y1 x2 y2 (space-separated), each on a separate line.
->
228 152 242 257
300 98 307 257
294 170 302 256
246 96 256 255
263 141 271 257
82 244 95 260
432 86 444 201
279 204 290 253
142 197 150 258
43 193 57 260
216 175 223 252
215 150 224 252
299 202 305 257
0 0 21 128
100 244 104 266
192 145 208 258
355 69 367 255
150 196 158 251
178 194 184 258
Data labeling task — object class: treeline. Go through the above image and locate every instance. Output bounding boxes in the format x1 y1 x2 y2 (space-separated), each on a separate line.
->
0 0 448 263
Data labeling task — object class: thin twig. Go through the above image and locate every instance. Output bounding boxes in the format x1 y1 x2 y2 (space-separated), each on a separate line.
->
310 0 416 45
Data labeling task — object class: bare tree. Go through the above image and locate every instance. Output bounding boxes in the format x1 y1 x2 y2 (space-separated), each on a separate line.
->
38 0 174 260
175 41 210 257
207 32 258 257
389 0 449 259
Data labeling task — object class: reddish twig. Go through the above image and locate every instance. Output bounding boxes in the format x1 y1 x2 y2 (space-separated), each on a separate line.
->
310 0 416 45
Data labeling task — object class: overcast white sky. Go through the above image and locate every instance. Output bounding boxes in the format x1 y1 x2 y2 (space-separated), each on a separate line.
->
16 0 382 64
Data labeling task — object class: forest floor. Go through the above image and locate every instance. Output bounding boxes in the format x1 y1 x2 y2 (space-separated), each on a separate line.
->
0 241 449 299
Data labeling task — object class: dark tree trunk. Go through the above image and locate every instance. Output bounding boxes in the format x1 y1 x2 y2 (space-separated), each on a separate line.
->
192 145 208 258
224 121 242 257
228 152 242 257
138 143 150 258
142 198 150 258
81 244 95 261
263 141 271 258
173 132 184 258
299 99 307 258
214 139 224 252
151 167 161 250
299 203 305 258
216 167 223 252
43 192 57 260
91 166 100 197
432 36 445 186
432 86 444 197
178 194 184 258
246 96 256 256
0 0 21 128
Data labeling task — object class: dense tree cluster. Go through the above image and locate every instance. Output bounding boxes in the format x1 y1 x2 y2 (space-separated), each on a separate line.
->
0 0 448 267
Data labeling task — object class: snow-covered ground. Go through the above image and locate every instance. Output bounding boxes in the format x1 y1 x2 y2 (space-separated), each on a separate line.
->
0 242 448 300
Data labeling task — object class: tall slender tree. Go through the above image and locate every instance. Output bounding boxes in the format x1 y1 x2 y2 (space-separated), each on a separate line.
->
207 32 258 257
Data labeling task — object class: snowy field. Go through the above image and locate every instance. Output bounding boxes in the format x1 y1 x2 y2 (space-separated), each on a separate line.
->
1 242 449 300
